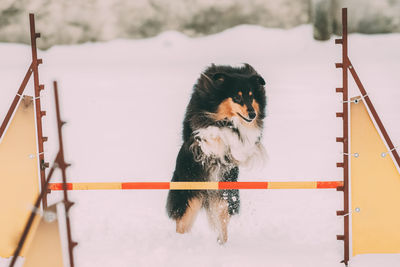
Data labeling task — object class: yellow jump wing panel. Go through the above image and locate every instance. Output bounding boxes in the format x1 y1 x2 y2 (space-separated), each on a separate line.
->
23 205 64 267
351 98 400 256
0 96 40 257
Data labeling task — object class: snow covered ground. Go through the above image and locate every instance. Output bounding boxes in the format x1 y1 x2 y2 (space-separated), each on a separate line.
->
1 25 400 266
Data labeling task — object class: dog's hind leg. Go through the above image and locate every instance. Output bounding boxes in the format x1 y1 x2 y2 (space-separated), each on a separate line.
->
176 197 202 234
206 198 230 244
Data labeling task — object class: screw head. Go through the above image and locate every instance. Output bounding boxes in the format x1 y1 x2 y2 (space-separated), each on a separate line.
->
354 153 359 158
354 99 359 104
381 152 386 158
355 207 361 213
44 211 57 222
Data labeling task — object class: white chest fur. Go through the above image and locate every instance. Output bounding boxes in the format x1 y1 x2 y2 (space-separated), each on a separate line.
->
192 118 266 168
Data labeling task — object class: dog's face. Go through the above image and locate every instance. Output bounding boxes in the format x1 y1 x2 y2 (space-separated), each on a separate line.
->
212 72 266 126
186 64 267 139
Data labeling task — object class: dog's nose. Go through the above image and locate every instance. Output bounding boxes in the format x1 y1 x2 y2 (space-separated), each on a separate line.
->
248 111 256 120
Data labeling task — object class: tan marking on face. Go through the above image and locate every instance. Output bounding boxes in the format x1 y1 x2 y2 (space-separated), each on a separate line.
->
252 99 259 115
238 91 242 96
216 98 235 120
216 98 259 125
237 99 260 127
231 102 249 118
176 197 203 234
249 91 253 96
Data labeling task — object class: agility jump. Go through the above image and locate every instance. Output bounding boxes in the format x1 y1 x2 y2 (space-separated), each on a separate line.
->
0 7 399 267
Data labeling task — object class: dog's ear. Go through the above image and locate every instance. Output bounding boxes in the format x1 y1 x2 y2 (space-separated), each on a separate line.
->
250 75 266 86
244 63 256 73
212 73 226 84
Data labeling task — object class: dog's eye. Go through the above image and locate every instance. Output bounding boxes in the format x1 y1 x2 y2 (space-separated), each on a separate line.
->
232 95 242 103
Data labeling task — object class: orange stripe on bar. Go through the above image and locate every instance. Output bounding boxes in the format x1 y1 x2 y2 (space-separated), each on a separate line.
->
268 181 317 189
47 181 342 190
121 182 170 189
73 182 121 190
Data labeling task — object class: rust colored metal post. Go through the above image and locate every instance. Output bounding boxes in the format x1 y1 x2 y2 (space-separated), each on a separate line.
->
342 8 350 266
347 59 400 168
29 13 48 208
0 63 33 140
54 81 77 267
335 8 350 266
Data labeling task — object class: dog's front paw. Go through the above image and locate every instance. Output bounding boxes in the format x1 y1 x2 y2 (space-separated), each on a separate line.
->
194 127 226 158
217 235 228 245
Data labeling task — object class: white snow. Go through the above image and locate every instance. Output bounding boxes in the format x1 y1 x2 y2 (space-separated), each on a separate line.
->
1 25 400 267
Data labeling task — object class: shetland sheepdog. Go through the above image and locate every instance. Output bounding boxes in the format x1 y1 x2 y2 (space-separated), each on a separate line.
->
166 63 267 244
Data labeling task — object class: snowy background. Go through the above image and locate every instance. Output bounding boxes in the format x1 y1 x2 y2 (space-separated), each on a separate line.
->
1 6 400 267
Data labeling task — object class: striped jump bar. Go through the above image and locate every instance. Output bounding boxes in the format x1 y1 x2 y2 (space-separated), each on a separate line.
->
48 181 343 191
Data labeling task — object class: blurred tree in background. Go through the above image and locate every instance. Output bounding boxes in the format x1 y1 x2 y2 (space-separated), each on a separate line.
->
0 0 399 49
312 0 400 40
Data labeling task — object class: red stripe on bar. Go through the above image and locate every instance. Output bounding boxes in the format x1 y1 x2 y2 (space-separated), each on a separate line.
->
317 181 343 189
219 182 268 189
48 183 73 190
121 182 170 189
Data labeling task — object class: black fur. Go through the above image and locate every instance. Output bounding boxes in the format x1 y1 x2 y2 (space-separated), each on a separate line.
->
166 63 266 221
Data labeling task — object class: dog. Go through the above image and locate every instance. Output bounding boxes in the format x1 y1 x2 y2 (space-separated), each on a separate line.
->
166 63 267 244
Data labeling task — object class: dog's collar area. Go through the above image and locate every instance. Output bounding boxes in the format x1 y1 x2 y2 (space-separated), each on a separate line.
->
215 119 234 128
214 119 241 139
